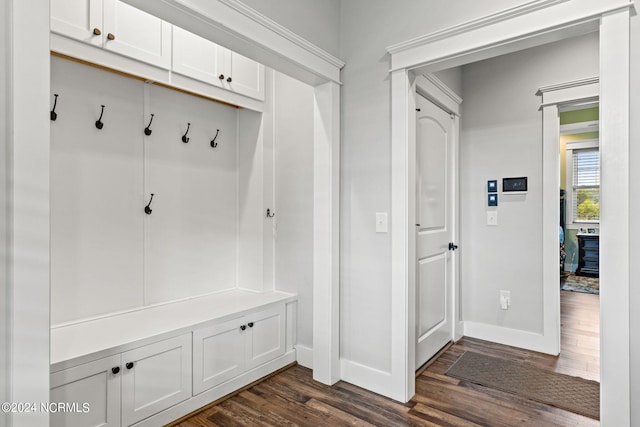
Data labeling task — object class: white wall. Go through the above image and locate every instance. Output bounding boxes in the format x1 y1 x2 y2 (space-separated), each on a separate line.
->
238 0 341 58
339 0 536 376
630 11 640 427
1 0 9 420
273 71 315 353
460 33 599 334
7 0 51 425
51 57 243 324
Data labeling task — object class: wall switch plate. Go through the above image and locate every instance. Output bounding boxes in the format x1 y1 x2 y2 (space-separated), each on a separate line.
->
376 212 388 233
500 290 511 310
487 211 498 226
488 193 498 206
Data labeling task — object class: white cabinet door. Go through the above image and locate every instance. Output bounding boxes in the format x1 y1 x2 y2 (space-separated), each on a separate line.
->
245 305 286 369
172 26 226 87
103 0 172 69
50 355 121 427
193 317 246 395
51 0 103 47
121 334 192 426
222 50 265 101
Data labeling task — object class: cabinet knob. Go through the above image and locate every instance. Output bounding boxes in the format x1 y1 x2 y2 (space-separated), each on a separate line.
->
219 74 225 80
107 33 115 41
226 77 232 83
112 366 120 374
240 325 246 331
93 28 102 36
126 362 134 370
248 322 254 328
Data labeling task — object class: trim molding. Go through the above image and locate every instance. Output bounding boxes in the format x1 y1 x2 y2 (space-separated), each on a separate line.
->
422 73 463 107
463 322 556 355
538 76 599 95
217 0 345 70
387 0 570 55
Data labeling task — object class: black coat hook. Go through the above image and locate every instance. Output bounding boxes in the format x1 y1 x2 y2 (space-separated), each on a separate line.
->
144 114 154 136
95 105 105 129
144 193 154 215
50 94 59 121
182 123 191 143
210 129 220 148
266 208 275 218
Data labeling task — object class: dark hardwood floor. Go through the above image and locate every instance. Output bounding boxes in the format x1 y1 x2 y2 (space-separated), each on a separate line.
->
173 290 599 427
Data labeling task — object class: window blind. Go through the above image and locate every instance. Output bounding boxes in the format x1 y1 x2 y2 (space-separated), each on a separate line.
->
572 148 600 221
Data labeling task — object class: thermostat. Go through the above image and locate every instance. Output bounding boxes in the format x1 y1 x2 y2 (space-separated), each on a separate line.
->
503 177 528 192
488 194 498 206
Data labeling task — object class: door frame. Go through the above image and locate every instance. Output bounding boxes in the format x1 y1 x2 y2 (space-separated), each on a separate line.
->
412 74 462 372
388 2 632 425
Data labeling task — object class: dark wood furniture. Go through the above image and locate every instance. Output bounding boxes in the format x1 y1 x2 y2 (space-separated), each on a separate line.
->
576 233 599 277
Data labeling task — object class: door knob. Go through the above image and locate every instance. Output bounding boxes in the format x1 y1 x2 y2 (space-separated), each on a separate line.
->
240 325 246 331
93 28 102 36
126 362 134 370
448 242 458 251
107 33 115 41
111 366 120 374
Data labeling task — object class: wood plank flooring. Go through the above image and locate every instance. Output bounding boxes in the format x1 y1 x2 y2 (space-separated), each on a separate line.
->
173 291 599 427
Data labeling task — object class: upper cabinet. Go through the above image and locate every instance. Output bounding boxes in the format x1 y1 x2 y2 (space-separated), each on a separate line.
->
173 26 265 101
51 0 172 70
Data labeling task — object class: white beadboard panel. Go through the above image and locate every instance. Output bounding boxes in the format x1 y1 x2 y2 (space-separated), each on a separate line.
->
146 84 238 304
50 56 145 324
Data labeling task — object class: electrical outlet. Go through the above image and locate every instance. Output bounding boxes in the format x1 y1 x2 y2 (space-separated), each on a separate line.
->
500 290 511 310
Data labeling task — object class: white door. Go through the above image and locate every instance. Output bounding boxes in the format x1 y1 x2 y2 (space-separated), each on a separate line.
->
50 0 103 47
415 94 455 369
102 0 172 69
222 50 266 100
172 26 226 88
120 334 192 426
245 305 286 369
50 354 121 427
192 317 247 395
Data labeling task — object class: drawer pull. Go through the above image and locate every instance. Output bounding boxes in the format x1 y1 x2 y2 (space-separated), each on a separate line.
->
240 325 247 331
219 74 225 80
111 366 120 374
107 33 115 41
126 362 134 370
226 77 232 83
93 28 102 36
248 322 254 328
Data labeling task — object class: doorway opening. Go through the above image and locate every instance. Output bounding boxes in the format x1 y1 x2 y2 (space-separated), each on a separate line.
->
559 102 600 383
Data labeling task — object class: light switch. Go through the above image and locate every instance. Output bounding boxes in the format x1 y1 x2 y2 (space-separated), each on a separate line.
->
376 212 388 233
487 211 498 226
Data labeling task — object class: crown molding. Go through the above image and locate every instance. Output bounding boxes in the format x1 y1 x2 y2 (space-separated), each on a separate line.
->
387 0 570 55
217 0 345 70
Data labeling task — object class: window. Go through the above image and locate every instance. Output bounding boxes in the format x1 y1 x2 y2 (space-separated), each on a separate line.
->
565 139 599 225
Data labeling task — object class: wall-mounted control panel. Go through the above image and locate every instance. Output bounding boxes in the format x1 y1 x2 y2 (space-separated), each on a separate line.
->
502 176 528 193
487 180 497 193
488 193 498 206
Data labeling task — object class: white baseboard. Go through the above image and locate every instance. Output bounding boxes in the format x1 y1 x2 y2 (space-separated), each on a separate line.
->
136 350 296 426
463 321 558 355
295 344 313 369
340 359 393 398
